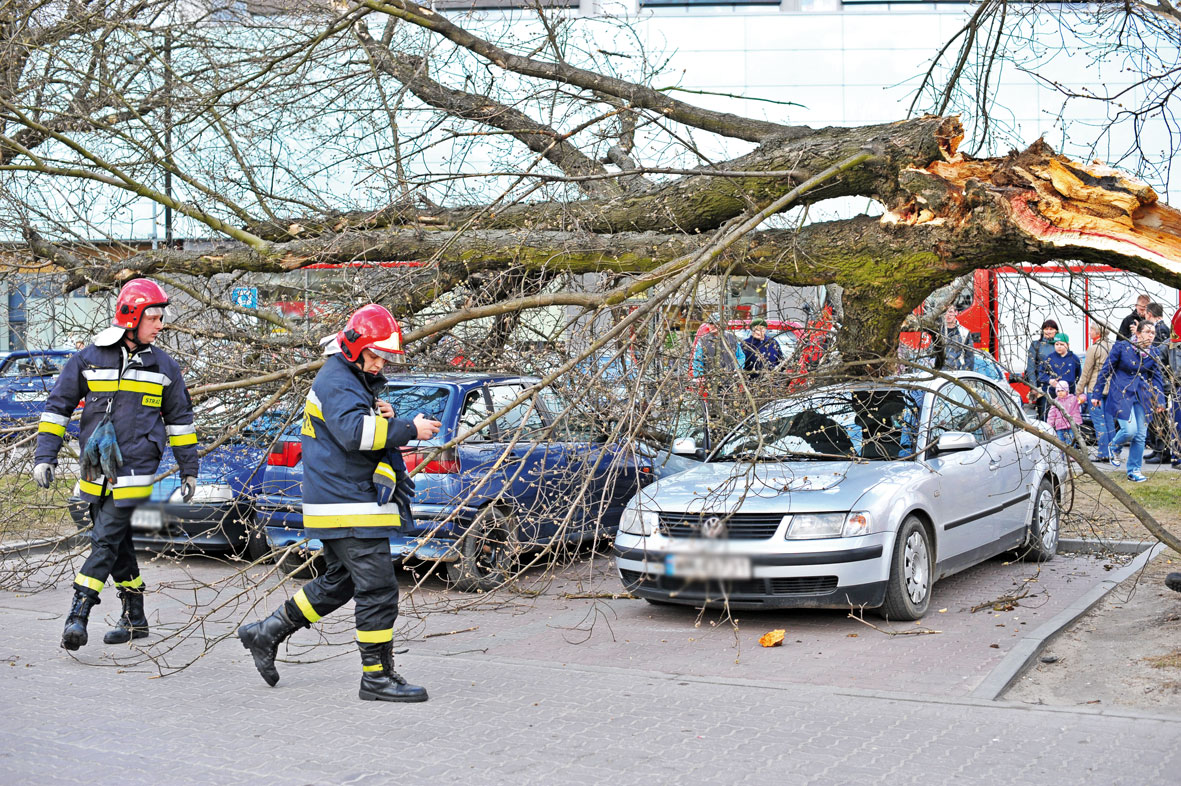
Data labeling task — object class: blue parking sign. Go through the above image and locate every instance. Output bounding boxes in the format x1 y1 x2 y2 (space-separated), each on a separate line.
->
231 287 257 309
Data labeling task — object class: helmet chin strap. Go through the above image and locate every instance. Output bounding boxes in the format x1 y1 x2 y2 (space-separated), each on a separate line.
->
124 326 151 353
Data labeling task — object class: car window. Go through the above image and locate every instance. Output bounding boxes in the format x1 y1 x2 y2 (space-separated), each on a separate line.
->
967 379 1016 440
0 354 68 378
928 383 986 443
384 384 451 422
487 384 546 440
713 388 919 461
457 389 494 442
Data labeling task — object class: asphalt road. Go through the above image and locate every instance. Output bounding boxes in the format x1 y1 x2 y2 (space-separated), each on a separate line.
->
1 549 1178 785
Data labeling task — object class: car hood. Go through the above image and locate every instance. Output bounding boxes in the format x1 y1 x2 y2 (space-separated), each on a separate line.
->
634 458 916 514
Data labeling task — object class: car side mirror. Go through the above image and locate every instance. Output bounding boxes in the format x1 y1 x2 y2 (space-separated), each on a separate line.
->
672 437 698 456
932 431 978 455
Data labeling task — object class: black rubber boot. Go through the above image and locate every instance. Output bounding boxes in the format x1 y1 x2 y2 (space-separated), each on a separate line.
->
1166 573 1181 593
103 588 149 644
358 642 428 703
237 603 305 687
61 591 99 651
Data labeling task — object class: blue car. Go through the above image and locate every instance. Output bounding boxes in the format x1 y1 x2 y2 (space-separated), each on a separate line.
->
256 373 655 591
0 349 76 432
67 418 280 558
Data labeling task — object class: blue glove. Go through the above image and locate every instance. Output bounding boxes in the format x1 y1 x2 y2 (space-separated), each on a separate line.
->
97 421 124 480
375 479 396 507
81 418 122 481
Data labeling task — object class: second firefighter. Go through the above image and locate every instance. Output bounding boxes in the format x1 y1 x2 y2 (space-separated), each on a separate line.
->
238 304 441 702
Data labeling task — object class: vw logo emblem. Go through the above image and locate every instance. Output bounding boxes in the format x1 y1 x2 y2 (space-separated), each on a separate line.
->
701 516 725 539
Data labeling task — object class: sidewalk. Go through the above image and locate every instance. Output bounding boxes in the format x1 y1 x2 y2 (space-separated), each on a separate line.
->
3 552 1180 784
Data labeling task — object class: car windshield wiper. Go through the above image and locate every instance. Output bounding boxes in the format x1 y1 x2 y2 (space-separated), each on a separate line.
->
718 449 828 462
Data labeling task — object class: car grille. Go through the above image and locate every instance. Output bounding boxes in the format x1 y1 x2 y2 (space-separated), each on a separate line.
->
620 570 838 598
657 512 784 540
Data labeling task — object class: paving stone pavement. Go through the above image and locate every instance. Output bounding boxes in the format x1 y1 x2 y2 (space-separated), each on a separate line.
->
1 550 1178 785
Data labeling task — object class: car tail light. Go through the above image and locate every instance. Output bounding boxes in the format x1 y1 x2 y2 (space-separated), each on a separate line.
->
404 449 458 474
267 441 302 467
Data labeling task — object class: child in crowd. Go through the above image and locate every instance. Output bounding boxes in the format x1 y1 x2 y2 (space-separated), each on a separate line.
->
1047 378 1083 446
1046 332 1081 393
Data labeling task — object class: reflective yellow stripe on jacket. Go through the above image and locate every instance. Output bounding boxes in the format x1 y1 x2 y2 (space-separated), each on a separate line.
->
38 412 69 438
166 423 197 447
82 368 167 396
301 502 400 529
79 479 108 497
301 391 323 438
112 482 154 501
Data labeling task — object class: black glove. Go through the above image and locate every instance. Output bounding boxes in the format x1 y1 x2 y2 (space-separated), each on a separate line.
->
396 469 416 499
180 476 197 503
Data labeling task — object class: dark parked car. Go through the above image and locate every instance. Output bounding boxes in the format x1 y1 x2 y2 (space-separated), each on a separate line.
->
68 417 281 558
256 373 655 591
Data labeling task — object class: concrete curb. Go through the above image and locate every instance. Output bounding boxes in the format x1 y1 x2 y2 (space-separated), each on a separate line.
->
0 533 84 557
1058 537 1157 555
970 541 1164 701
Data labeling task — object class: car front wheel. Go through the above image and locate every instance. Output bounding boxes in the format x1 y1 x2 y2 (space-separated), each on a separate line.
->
1021 477 1059 562
446 506 519 593
879 515 932 621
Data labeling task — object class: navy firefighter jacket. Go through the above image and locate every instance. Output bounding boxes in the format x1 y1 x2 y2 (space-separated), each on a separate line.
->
300 353 416 539
35 332 198 507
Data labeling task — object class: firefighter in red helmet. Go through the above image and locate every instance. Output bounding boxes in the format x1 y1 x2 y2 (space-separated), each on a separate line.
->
33 279 199 650
238 304 441 702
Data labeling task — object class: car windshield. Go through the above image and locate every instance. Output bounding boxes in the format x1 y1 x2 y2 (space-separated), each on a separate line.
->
384 384 452 422
714 388 921 461
0 354 68 378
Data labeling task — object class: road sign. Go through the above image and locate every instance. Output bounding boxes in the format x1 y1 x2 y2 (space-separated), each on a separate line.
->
231 287 257 309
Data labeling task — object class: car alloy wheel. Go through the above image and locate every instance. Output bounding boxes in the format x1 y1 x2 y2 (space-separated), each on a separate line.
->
879 515 932 621
1022 477 1059 562
446 505 519 593
903 530 930 605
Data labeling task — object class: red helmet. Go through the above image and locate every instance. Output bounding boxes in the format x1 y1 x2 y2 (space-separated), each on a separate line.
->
113 279 169 329
338 304 404 363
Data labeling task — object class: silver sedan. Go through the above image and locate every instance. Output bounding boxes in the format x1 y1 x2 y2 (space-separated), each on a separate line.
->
613 373 1067 619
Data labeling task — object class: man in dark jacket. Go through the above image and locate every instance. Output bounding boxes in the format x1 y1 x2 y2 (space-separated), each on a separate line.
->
1146 302 1171 345
741 319 783 378
33 279 198 650
1117 294 1150 341
238 304 441 702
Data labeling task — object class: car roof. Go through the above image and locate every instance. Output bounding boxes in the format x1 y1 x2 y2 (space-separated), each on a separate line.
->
1 349 73 359
799 370 997 397
384 372 540 390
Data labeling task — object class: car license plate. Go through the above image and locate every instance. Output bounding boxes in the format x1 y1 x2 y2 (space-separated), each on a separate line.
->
666 554 752 580
13 392 45 403
130 508 163 532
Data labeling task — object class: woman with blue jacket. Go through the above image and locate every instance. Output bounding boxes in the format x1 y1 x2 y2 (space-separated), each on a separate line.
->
1092 321 1167 482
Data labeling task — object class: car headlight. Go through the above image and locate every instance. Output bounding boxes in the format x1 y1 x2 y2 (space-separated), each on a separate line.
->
841 511 873 537
619 507 658 536
785 512 873 540
169 482 234 504
784 513 846 539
